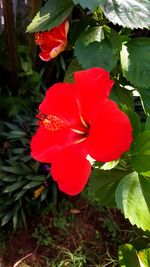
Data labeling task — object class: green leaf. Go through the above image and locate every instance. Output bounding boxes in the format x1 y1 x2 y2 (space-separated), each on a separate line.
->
1 212 12 226
69 18 91 45
122 106 141 140
100 160 119 170
4 122 21 131
27 0 73 33
12 148 26 154
1 174 17 182
89 166 129 207
75 26 122 71
13 211 18 230
1 130 26 139
138 88 150 116
14 190 27 201
20 208 27 227
138 248 150 267
41 188 49 202
0 163 33 175
131 131 150 173
73 0 106 11
120 38 150 88
12 202 21 229
26 175 46 182
118 244 141 267
115 172 150 231
110 84 134 110
4 181 27 193
64 59 83 83
23 181 42 189
102 0 150 29
145 116 150 131
9 131 26 138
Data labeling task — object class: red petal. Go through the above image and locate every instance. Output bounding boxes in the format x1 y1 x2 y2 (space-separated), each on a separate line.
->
39 51 51 61
49 20 69 41
51 144 91 195
39 83 81 128
74 68 114 122
40 41 58 52
31 125 77 163
85 100 133 162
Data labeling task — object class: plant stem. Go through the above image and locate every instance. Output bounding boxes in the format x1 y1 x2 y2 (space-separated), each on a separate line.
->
3 0 18 92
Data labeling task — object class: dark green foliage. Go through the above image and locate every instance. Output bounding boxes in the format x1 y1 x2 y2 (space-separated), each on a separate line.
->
0 117 54 229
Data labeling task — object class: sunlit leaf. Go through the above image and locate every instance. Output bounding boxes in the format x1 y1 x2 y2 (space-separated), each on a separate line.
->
100 160 119 170
138 248 150 267
118 244 141 267
27 0 73 32
115 172 150 231
75 26 122 71
120 38 150 88
102 0 150 29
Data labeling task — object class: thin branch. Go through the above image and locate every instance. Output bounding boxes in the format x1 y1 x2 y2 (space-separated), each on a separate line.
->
3 0 18 92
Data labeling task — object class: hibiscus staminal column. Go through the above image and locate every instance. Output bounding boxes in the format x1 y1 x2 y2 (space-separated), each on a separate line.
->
37 113 68 132
31 68 133 195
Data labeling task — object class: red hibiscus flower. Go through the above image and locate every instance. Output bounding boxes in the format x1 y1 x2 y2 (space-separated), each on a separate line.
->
31 68 132 195
35 20 69 61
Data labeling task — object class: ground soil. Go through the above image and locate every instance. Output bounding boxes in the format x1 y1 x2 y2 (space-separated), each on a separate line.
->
0 196 143 267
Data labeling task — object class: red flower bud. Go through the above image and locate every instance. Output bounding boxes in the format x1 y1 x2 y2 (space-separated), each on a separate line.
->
35 20 69 61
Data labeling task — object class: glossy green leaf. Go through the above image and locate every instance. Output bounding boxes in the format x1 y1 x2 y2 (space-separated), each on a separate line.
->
131 131 150 173
73 0 106 11
69 18 91 45
27 0 73 32
102 0 150 29
75 26 122 71
138 248 150 267
110 85 134 110
138 88 150 116
89 166 129 207
115 172 150 231
120 38 150 88
118 244 140 267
